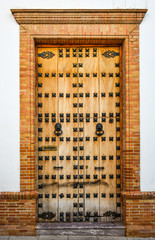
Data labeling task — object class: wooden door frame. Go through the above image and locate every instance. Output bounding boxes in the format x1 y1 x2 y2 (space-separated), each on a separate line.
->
7 9 155 237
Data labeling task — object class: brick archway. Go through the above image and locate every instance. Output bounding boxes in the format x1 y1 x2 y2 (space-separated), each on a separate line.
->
0 9 154 237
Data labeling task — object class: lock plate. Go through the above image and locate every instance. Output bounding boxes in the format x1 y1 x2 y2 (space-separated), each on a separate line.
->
41 146 57 151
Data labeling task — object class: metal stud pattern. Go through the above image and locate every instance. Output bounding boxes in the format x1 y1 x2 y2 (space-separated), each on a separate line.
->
37 47 121 222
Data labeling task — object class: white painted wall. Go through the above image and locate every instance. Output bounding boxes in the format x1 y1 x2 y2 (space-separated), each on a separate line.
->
0 0 154 192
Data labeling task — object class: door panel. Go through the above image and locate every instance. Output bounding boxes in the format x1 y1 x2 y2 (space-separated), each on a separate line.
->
57 48 78 222
37 46 121 222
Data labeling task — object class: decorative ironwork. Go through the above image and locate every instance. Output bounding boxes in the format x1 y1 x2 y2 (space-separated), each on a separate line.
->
115 63 120 67
102 50 119 58
66 48 70 52
116 73 120 77
66 73 70 77
101 93 106 97
45 73 49 77
59 49 63 58
93 48 97 57
102 118 106 122
66 93 70 98
38 51 55 59
59 73 63 77
115 83 120 87
73 63 77 68
101 72 106 77
52 73 56 77
54 123 63 136
66 53 70 58
109 73 113 77
45 93 49 98
96 123 104 136
103 211 120 219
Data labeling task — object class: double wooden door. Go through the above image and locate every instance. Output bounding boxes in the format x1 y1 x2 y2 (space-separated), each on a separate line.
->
37 46 121 222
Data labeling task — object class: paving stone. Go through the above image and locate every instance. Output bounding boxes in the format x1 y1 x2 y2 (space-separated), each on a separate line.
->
39 236 68 240
127 238 155 240
1 236 154 240
9 237 39 240
69 237 97 240
98 237 127 240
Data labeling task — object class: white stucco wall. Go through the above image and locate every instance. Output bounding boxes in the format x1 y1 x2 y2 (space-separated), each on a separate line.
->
0 0 154 192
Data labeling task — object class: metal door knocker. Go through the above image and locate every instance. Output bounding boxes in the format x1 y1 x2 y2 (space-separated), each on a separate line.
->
54 123 63 136
95 123 104 136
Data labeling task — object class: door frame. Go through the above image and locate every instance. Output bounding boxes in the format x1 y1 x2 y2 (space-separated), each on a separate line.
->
9 9 155 237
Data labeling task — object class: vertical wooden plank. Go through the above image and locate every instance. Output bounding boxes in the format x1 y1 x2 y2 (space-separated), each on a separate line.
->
81 47 100 222
77 47 85 222
71 47 79 222
58 47 78 222
37 47 58 221
99 47 118 117
115 49 121 220
113 47 121 221
99 47 120 222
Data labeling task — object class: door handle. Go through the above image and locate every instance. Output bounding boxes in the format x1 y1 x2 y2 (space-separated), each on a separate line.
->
95 123 104 136
54 123 63 136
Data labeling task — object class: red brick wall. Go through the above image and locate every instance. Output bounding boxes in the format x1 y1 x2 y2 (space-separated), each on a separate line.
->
122 192 155 237
126 200 155 237
0 192 37 236
121 27 141 192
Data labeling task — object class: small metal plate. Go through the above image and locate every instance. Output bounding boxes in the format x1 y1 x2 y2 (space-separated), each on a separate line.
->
41 146 57 151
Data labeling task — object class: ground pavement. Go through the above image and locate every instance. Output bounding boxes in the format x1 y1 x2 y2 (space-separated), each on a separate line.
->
0 236 155 240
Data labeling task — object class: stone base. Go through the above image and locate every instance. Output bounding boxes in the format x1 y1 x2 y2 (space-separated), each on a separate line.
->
36 222 125 236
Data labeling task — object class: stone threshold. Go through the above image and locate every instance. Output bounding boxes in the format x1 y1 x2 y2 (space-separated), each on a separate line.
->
36 222 125 236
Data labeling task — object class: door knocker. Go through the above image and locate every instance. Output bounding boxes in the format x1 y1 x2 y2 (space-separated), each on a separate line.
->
95 123 104 136
54 123 63 136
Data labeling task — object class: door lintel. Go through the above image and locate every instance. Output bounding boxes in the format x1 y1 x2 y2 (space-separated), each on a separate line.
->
11 9 147 25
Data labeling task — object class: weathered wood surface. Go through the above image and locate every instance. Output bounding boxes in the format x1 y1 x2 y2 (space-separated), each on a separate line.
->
37 47 121 222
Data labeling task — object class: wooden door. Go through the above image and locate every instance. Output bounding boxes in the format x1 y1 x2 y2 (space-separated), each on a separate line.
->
37 46 121 222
